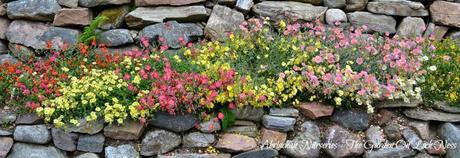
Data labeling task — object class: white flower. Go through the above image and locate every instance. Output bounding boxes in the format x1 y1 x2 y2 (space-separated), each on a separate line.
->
428 65 437 71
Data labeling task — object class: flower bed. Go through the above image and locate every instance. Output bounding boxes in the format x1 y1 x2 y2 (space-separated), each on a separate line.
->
0 19 458 127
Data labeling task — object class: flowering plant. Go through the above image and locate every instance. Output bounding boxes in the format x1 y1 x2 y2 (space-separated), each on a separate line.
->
183 18 434 113
421 39 460 106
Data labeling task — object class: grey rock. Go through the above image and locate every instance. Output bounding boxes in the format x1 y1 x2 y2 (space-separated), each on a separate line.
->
6 20 80 50
103 119 145 140
447 31 460 40
364 147 416 158
75 153 99 158
282 121 320 158
375 99 421 108
438 123 460 158
183 132 215 148
430 1 460 28
135 0 206 6
98 5 130 30
269 108 299 117
325 9 347 25
97 29 134 47
198 119 221 133
324 0 346 8
432 101 460 113
235 0 253 12
0 137 13 158
139 21 203 49
0 111 16 124
105 144 139 158
149 111 198 132
58 0 78 8
78 0 131 7
365 126 384 145
69 118 104 135
0 129 12 136
15 113 43 125
253 1 327 22
51 128 78 151
157 154 231 158
407 120 430 140
0 41 7 54
225 125 258 137
332 108 369 131
140 129 181 156
404 109 460 122
0 17 9 40
233 120 256 126
205 5 244 40
384 123 402 141
40 27 80 49
125 6 208 28
345 0 368 11
367 0 429 16
414 152 438 158
262 115 296 132
233 149 278 158
7 143 67 158
347 11 397 34
6 44 32 62
234 106 265 121
77 134 105 153
324 125 365 158
402 128 424 151
5 20 49 48
397 17 425 38
14 125 51 144
7 0 61 21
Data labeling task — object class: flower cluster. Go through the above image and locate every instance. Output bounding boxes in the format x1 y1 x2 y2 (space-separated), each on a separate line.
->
183 18 435 112
0 17 457 128
421 39 460 106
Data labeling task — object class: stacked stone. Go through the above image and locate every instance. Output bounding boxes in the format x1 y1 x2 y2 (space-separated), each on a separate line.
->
2 99 460 157
0 0 459 63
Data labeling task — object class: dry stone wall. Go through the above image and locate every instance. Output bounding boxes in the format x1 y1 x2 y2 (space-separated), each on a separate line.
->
1 101 460 158
0 0 459 62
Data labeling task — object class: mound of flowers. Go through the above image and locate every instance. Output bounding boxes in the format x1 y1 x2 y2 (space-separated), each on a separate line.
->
0 18 458 127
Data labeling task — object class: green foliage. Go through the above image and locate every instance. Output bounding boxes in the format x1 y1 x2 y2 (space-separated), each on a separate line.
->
220 108 235 130
422 39 460 106
79 16 108 45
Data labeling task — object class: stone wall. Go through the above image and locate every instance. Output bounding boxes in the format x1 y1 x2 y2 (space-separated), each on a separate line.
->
2 101 460 158
0 0 460 62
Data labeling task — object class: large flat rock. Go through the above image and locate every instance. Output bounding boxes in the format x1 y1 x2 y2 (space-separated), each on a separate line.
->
347 11 397 34
252 1 327 22
7 0 61 21
135 0 206 6
6 20 80 50
205 5 244 40
125 6 208 28
404 109 460 122
367 0 428 16
430 1 460 28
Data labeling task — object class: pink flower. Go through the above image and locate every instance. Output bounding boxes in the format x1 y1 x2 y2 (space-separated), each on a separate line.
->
123 73 131 81
258 95 267 102
313 55 323 64
217 112 224 120
356 57 363 65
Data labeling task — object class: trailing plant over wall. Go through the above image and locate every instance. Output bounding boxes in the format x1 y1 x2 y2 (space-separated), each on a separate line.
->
0 18 456 127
